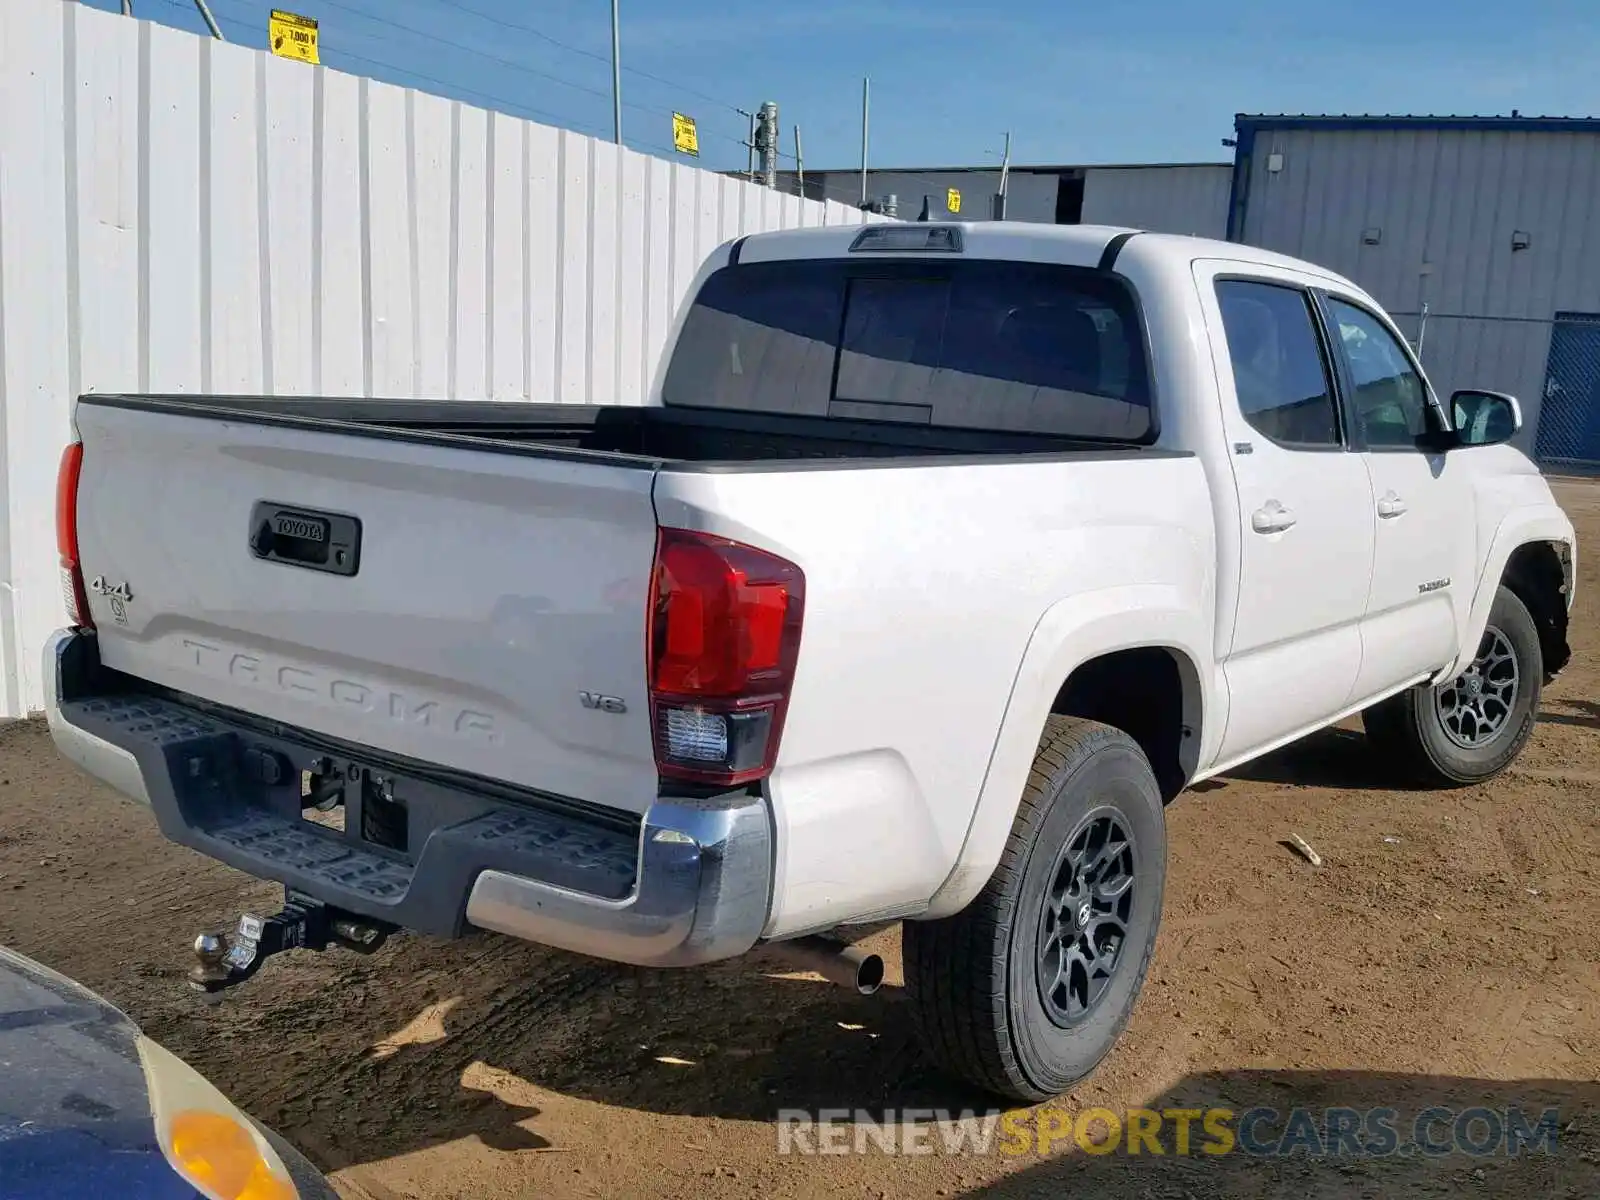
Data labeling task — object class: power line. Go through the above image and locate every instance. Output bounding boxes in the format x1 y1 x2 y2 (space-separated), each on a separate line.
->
327 49 694 162
336 48 613 143
151 0 693 160
441 0 751 120
164 0 745 156
151 0 882 196
396 1 1003 185
293 0 842 162
302 0 655 119
146 0 1026 197
295 0 751 149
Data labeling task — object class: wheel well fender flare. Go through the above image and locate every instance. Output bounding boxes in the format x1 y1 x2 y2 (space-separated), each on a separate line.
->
1445 510 1575 682
920 585 1213 919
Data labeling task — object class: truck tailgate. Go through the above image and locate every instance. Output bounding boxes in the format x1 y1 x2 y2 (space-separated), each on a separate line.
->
70 400 663 815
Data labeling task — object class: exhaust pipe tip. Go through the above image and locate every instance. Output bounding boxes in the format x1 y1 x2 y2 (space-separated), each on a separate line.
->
850 950 885 995
766 935 885 996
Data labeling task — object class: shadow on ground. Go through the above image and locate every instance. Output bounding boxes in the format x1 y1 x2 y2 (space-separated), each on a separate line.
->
136 706 1595 1173
212 945 1600 1195
1539 698 1600 731
1221 727 1404 791
13 700 1590 1190
206 942 978 1171
955 1069 1600 1200
1214 697 1599 792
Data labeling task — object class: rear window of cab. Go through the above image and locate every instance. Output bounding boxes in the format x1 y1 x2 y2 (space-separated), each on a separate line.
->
661 258 1154 443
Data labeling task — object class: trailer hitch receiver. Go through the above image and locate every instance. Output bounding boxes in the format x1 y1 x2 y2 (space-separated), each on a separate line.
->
188 891 393 994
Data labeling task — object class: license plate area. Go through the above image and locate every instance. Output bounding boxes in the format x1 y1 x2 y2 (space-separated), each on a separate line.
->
297 757 410 855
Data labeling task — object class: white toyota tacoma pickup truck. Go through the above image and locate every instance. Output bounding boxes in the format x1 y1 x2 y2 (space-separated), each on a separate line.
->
45 222 1574 1101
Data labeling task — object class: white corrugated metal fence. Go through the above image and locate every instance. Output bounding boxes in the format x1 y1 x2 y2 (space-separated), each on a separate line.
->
0 0 871 717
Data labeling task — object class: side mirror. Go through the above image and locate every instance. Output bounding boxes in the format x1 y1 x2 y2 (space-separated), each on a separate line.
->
1449 389 1522 447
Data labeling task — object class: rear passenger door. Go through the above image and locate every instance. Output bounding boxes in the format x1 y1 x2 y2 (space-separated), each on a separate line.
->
1318 293 1470 696
1193 263 1376 763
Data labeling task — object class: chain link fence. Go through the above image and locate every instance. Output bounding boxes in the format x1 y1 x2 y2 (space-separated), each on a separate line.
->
1530 312 1600 468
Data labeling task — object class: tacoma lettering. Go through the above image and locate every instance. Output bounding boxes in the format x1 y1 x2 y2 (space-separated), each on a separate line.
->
179 637 496 742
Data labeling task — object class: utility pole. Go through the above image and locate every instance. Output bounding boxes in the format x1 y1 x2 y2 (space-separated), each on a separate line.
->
737 109 757 183
794 126 805 199
609 0 622 143
859 77 870 207
194 0 224 39
993 131 1012 220
755 101 779 190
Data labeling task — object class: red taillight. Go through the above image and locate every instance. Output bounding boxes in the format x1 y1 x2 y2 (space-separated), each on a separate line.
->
56 441 93 629
647 528 804 786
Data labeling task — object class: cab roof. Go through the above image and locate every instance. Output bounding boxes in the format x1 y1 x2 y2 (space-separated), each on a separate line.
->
731 221 1357 290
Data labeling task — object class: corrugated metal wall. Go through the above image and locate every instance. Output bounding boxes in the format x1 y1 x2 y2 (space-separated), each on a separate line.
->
1235 125 1600 458
0 0 870 717
1081 165 1230 238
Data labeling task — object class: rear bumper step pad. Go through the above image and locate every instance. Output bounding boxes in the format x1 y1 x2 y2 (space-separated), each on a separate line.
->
46 630 774 967
58 692 639 935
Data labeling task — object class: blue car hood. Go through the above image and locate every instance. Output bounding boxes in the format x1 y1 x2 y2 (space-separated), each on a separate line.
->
0 945 196 1199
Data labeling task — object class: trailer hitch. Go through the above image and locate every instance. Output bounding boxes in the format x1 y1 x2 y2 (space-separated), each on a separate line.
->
188 891 394 994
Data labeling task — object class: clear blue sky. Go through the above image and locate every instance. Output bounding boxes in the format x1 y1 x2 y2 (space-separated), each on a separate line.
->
85 0 1597 173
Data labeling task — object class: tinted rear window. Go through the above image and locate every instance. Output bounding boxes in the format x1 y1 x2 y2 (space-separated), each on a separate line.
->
659 258 1153 441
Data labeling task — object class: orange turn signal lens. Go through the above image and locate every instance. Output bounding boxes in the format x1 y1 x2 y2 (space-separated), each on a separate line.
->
169 1110 296 1200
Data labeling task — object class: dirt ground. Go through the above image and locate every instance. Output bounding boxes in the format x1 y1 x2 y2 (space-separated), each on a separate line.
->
3 482 1598 1200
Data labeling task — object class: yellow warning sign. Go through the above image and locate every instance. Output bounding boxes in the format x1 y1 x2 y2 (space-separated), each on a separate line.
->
946 188 962 214
269 9 319 65
672 113 700 157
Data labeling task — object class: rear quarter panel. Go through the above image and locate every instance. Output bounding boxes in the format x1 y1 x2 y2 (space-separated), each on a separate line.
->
654 454 1216 937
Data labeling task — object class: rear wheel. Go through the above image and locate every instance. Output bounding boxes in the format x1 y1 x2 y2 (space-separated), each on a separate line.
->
903 717 1165 1102
1363 585 1542 786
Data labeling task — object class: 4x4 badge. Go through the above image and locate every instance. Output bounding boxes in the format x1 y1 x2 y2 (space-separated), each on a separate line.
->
89 576 133 602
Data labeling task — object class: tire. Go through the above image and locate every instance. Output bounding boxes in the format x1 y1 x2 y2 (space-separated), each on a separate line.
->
1362 585 1543 786
903 716 1166 1103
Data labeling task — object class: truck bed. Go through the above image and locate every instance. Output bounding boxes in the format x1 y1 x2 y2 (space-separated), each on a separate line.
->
81 394 1154 468
63 391 1189 835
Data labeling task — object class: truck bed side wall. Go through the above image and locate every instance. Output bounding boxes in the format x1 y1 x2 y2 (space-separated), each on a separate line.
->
653 452 1216 937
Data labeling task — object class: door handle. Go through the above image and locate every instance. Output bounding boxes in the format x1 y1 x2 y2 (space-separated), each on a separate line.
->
1377 493 1408 519
1250 502 1297 534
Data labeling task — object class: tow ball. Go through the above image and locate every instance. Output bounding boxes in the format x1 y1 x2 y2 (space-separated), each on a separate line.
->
188 891 394 994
